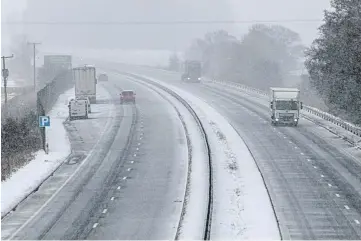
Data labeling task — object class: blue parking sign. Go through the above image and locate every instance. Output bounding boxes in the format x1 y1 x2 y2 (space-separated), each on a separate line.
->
39 116 50 127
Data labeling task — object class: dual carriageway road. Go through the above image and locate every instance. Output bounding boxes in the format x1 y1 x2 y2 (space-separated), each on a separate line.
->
2 65 361 240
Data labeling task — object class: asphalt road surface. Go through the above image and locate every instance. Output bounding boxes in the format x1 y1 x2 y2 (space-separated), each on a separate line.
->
2 74 188 240
120 67 361 240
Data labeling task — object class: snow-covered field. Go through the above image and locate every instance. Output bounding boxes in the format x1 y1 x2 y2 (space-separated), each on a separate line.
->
128 74 281 239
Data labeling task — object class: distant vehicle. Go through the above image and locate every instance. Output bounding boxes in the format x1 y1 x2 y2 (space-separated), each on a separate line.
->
98 73 108 82
68 99 88 120
270 87 303 126
73 65 97 104
120 90 136 104
181 60 202 83
76 96 91 113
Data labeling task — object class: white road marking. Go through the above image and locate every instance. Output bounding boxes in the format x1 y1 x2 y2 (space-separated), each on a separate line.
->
313 166 317 169
344 205 350 210
130 161 134 164
127 168 131 171
321 174 325 177
102 209 107 214
355 220 360 224
289 141 292 144
93 223 98 228
111 197 115 201
283 136 287 139
123 176 127 180
136 147 139 151
117 186 121 190
328 183 332 187
140 137 143 140
307 159 311 162
6 105 116 240
301 153 304 155
133 154 137 157
294 146 298 149
138 143 141 146
335 194 340 197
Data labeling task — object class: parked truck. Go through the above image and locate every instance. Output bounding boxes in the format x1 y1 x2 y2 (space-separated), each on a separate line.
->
181 60 202 83
270 87 303 126
73 65 97 104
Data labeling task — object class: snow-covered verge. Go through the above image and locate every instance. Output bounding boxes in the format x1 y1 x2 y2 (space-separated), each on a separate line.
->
126 73 281 240
1 88 73 217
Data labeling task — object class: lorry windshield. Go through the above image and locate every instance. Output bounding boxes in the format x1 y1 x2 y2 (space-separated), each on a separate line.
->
187 63 201 76
275 100 298 110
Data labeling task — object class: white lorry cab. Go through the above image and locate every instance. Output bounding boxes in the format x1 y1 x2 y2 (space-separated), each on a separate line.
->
270 87 303 126
68 99 88 120
73 65 97 104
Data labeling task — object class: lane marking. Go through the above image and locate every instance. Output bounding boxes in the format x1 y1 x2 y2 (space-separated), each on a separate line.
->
127 168 131 171
117 186 121 190
130 161 134 164
123 176 127 180
102 209 107 214
301 153 304 155
289 141 292 144
335 193 340 197
93 223 99 228
140 137 143 140
344 205 350 210
136 147 139 151
133 154 137 157
111 197 115 201
328 183 332 187
138 143 141 146
321 174 324 177
294 146 298 149
307 159 311 162
313 166 317 169
7 104 117 240
355 220 360 224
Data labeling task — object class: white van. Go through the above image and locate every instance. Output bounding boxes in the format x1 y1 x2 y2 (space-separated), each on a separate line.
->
76 96 91 113
68 99 88 120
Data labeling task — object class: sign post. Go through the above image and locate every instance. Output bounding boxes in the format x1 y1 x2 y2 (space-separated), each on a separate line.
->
39 116 50 154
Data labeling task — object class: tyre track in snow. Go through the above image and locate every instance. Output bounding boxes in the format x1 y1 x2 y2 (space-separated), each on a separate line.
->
3 82 138 240
199 84 361 239
111 72 213 240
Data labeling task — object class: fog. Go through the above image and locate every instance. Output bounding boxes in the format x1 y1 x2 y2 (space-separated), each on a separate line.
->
3 0 331 49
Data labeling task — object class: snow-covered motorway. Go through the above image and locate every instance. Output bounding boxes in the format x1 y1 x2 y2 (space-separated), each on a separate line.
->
105 64 361 240
1 73 195 239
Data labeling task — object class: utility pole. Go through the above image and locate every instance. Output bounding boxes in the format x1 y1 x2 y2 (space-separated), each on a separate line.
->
2 54 14 104
27 42 41 91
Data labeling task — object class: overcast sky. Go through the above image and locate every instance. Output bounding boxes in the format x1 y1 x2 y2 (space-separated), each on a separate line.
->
2 0 331 51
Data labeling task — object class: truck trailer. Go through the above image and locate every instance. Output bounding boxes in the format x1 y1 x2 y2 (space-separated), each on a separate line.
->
73 65 97 104
270 87 303 126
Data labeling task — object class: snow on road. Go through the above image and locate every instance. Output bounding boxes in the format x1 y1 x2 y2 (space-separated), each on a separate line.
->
1 88 74 217
132 74 281 239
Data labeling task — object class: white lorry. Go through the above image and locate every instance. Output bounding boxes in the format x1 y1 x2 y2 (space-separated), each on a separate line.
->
270 87 303 126
68 99 88 120
73 65 97 104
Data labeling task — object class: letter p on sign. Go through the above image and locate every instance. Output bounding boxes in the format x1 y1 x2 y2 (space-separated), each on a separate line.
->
39 116 50 127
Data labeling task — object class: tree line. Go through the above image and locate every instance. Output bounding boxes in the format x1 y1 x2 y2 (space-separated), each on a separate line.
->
169 0 360 124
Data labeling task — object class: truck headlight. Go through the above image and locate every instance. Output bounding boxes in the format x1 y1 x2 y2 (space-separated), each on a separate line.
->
294 118 298 122
275 118 279 122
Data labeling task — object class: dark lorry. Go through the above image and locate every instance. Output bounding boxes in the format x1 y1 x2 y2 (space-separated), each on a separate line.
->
181 60 202 83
